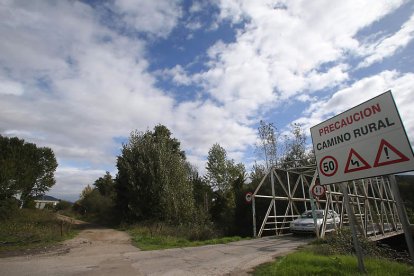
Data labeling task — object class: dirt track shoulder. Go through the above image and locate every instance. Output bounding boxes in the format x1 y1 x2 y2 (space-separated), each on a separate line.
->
0 224 312 275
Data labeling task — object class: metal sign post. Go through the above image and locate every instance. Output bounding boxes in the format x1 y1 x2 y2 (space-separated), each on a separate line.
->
341 182 366 273
389 175 414 263
309 172 320 238
252 196 256 238
309 190 320 238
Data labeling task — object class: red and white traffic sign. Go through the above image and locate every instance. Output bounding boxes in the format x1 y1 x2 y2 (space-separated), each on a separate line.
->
245 192 253 203
311 91 414 185
344 148 371 173
311 184 326 198
319 156 338 177
373 139 410 167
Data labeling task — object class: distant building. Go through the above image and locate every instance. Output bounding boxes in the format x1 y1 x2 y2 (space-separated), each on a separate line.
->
34 195 60 209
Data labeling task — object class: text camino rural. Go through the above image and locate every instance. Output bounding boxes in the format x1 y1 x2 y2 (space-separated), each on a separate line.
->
316 103 395 151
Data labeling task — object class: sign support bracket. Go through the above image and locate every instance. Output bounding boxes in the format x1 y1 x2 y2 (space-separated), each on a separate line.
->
341 182 366 273
309 171 320 238
389 175 414 264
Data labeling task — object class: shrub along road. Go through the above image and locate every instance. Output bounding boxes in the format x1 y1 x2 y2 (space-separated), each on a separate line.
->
0 223 312 275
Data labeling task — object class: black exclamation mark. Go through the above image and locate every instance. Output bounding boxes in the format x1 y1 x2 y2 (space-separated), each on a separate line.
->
384 147 390 159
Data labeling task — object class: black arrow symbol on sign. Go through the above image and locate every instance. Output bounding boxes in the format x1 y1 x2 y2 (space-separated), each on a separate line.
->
351 159 360 167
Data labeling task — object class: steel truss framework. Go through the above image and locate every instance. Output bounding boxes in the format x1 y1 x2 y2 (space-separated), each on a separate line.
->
252 166 404 240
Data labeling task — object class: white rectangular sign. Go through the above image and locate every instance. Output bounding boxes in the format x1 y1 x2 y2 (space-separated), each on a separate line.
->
310 91 414 185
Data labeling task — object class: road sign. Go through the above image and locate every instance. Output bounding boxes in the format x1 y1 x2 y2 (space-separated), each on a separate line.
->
311 184 326 197
245 192 253 203
319 156 338 177
373 139 410 167
311 91 414 185
344 149 371 173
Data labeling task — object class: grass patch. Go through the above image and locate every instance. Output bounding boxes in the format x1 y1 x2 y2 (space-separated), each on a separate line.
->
126 224 248 251
254 251 414 276
0 208 78 253
253 230 413 275
309 229 411 263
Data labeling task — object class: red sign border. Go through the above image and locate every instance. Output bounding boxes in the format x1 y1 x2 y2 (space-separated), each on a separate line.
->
312 184 326 197
344 148 371 173
373 139 410 167
319 155 338 177
245 192 253 204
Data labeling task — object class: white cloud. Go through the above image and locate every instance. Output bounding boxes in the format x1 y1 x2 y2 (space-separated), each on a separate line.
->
172 100 257 157
295 71 414 143
0 1 175 158
185 21 202 31
110 0 182 38
199 0 403 114
0 78 24 96
159 65 192 86
50 167 107 202
189 2 203 13
358 13 414 68
0 1 259 199
0 1 178 198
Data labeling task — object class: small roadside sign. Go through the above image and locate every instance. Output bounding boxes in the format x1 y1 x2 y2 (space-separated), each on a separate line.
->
245 192 253 204
311 91 414 185
311 184 326 198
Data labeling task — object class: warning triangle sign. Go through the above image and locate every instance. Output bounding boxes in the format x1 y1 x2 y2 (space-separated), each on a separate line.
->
373 139 410 167
344 148 371 173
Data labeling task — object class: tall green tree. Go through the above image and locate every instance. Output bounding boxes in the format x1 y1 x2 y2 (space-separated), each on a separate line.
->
204 143 245 193
188 163 212 212
204 143 246 234
280 123 312 169
256 120 279 169
94 171 115 197
204 144 228 192
115 125 195 224
75 174 116 224
0 135 57 202
249 162 267 186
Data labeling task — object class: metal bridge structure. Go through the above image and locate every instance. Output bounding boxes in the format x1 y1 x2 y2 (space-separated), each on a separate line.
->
252 165 406 241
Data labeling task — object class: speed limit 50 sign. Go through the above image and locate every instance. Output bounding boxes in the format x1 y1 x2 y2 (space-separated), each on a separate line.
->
319 156 338 177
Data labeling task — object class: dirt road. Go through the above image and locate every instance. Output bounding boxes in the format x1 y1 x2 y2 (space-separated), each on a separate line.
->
0 224 312 275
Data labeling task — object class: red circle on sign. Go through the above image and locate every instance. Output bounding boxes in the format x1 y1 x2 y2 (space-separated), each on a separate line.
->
245 192 253 204
312 184 326 197
319 156 338 177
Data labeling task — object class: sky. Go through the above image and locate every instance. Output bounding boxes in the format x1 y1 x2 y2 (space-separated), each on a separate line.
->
1 0 414 202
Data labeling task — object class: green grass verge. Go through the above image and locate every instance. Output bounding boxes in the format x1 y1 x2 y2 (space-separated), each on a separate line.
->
253 251 414 276
0 208 78 253
127 225 248 251
253 230 414 275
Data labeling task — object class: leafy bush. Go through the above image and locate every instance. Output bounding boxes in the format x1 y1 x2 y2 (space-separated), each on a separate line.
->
43 203 55 210
22 198 36 209
74 188 118 226
0 197 20 220
311 229 411 263
54 200 72 211
0 208 77 252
